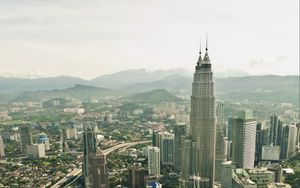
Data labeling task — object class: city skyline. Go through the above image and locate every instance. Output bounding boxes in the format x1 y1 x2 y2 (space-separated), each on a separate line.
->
0 0 298 79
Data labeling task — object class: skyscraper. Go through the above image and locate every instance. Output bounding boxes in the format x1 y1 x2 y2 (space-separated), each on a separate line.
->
83 124 97 188
0 136 5 159
256 122 274 162
232 110 256 168
128 163 145 188
190 40 216 187
215 100 227 182
160 133 174 165
173 123 187 173
148 146 160 176
269 114 283 146
20 126 33 155
221 161 236 188
280 124 297 159
89 148 109 188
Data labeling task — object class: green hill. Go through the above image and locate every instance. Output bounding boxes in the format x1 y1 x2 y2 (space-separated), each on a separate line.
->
131 89 183 103
13 84 119 102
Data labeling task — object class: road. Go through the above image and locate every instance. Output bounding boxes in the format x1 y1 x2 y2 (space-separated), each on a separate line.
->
50 140 151 188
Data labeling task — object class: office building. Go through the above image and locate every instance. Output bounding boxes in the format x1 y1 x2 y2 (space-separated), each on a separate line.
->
221 161 236 188
128 163 145 188
215 100 227 182
20 126 33 155
0 136 5 159
148 146 160 176
161 133 174 165
173 123 187 173
280 124 297 159
232 110 256 168
89 148 109 188
269 114 283 146
181 138 196 179
255 123 270 163
296 123 300 149
26 143 46 159
227 117 234 141
190 41 216 187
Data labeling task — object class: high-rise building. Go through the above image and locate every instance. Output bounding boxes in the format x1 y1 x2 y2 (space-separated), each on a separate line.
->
296 123 300 149
269 114 283 146
161 133 174 165
26 143 46 159
83 124 97 187
173 123 187 173
221 161 236 188
20 126 33 155
280 124 297 159
227 117 234 142
181 138 196 180
0 136 5 159
88 148 109 188
190 41 216 187
255 123 269 163
215 100 227 182
128 163 145 188
148 146 160 176
232 110 256 168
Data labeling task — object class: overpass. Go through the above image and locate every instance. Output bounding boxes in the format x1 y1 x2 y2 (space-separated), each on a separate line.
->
51 140 151 188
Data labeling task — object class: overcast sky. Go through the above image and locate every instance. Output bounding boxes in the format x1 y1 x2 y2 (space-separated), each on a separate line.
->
0 0 298 79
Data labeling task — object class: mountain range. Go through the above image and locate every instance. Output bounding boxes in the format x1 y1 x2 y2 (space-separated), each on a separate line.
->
0 69 298 106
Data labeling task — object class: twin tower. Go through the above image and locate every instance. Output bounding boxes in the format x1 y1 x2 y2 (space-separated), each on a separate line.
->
182 40 216 188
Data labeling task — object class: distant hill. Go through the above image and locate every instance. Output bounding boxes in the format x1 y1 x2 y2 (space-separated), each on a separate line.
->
89 68 192 89
122 74 192 94
13 85 119 102
131 89 183 103
0 76 87 93
124 75 299 106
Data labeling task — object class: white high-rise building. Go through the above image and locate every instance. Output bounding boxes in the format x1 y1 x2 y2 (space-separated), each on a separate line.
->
232 110 256 168
148 146 160 176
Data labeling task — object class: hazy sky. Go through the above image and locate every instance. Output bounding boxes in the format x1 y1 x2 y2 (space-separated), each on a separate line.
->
0 0 299 79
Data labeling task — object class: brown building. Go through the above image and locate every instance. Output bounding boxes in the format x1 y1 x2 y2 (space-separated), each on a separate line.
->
128 163 145 188
89 148 109 188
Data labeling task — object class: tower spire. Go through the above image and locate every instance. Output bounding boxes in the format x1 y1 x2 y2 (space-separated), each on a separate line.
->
205 33 208 51
203 33 210 63
197 38 202 65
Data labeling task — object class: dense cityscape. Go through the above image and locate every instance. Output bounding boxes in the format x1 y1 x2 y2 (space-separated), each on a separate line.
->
0 0 299 187
0 44 299 188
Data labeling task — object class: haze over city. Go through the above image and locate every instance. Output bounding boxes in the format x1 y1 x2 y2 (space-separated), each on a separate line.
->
0 0 299 79
0 1 299 188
